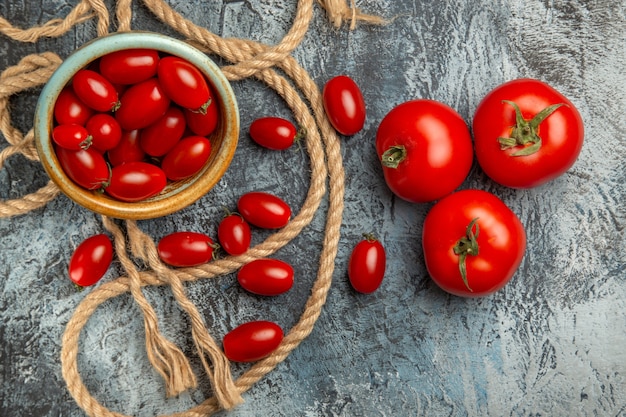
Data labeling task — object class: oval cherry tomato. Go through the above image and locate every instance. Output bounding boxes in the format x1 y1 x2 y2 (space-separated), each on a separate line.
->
161 135 211 181
217 213 252 256
52 124 92 150
115 78 170 130
104 161 166 202
322 75 366 136
107 129 145 166
237 259 294 296
139 106 186 157
184 102 219 136
85 113 122 151
157 56 211 111
68 234 113 287
422 189 527 298
157 231 217 267
473 78 584 188
71 69 120 112
348 234 386 294
223 320 283 363
249 117 301 150
375 99 473 203
56 146 109 190
54 87 93 126
237 192 291 229
99 48 159 85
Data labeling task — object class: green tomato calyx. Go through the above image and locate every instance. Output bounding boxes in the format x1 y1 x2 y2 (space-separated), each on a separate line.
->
498 100 566 157
453 217 480 292
381 145 407 169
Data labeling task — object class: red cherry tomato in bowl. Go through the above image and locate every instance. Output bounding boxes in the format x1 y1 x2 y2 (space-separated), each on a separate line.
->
71 69 120 112
115 78 171 130
161 135 211 181
237 259 294 296
104 161 166 202
56 146 110 191
422 189 526 298
85 113 122 151
52 124 92 150
237 192 291 229
157 56 211 112
223 320 283 363
139 106 186 157
472 78 584 188
68 234 113 287
157 231 218 267
107 129 145 167
99 48 159 85
249 117 301 150
217 213 252 256
322 75 366 136
375 99 473 203
54 87 93 126
348 234 386 294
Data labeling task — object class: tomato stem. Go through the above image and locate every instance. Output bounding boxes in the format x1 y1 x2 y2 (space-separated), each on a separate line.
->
381 145 407 169
80 135 93 150
195 98 212 115
498 100 566 156
453 217 480 292
362 232 378 242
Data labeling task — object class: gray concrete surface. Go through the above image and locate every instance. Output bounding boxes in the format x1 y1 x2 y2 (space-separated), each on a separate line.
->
1 1 625 416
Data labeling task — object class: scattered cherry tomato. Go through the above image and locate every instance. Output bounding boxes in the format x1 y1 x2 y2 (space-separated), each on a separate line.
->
99 48 159 85
52 124 92 150
217 213 252 256
157 56 211 112
223 320 283 363
104 161 166 202
56 146 109 190
161 135 211 181
237 259 294 296
157 231 218 267
71 69 120 112
322 75 366 136
115 78 170 130
85 113 122 151
375 99 473 203
237 192 291 229
140 106 186 157
422 189 526 298
348 234 386 294
184 103 219 136
107 129 145 166
54 87 93 126
68 234 113 287
473 78 584 188
249 117 302 150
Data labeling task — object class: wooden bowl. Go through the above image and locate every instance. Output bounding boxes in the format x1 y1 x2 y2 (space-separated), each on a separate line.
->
34 32 239 220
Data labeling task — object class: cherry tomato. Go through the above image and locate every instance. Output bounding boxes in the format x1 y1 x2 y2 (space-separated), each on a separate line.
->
99 48 159 85
184 102 219 136
473 78 584 188
348 234 386 294
422 189 527 298
115 78 170 130
139 106 186 157
56 146 109 190
157 56 211 112
237 259 294 296
322 75 366 136
54 87 93 126
223 320 283 363
217 213 252 256
68 234 113 287
237 192 291 229
107 129 145 166
375 99 473 203
157 231 218 267
249 117 302 150
52 124 92 150
71 69 120 112
85 113 122 151
161 135 211 181
104 161 166 202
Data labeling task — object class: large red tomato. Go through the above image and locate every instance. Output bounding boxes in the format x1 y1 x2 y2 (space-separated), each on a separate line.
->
422 189 526 297
472 78 584 188
375 99 473 203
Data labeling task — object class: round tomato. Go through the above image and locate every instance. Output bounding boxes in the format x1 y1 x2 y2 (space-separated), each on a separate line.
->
71 69 120 112
161 135 211 181
184 103 219 136
104 161 166 202
85 113 122 151
115 78 171 130
68 234 113 287
107 129 145 166
348 234 386 294
237 259 294 296
223 320 283 363
140 106 186 157
422 189 526 298
375 99 473 203
52 124 92 150
56 146 109 190
249 117 302 150
99 48 159 85
157 56 211 112
157 231 218 267
473 78 584 188
322 75 366 136
54 87 93 126
217 213 252 256
237 192 291 229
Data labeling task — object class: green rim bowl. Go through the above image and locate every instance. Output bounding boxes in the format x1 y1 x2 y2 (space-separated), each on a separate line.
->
34 32 239 220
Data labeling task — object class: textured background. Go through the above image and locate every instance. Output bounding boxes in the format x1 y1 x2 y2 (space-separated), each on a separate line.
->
1 1 625 416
